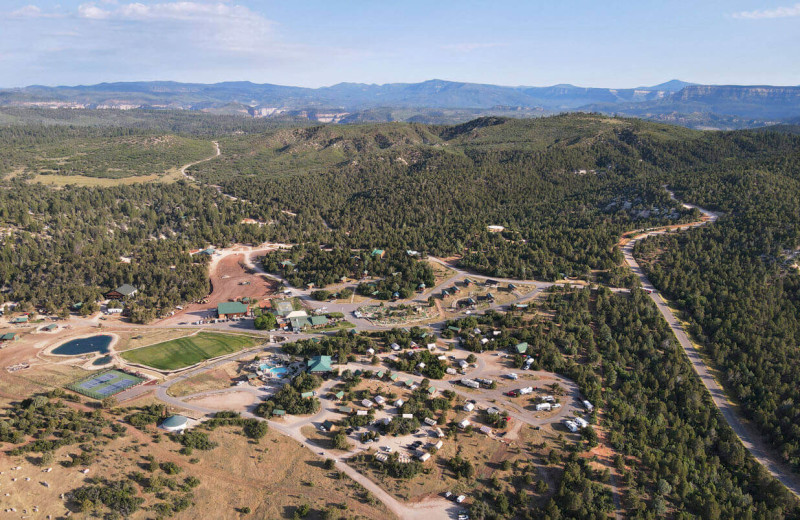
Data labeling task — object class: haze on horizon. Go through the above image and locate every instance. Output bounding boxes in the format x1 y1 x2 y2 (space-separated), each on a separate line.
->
1 0 799 89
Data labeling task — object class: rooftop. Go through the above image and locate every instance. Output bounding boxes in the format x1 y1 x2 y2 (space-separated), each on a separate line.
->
307 355 333 373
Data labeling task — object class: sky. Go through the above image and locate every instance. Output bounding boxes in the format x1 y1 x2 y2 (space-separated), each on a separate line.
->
1 0 799 88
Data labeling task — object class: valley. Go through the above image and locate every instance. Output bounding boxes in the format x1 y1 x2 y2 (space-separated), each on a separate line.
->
2 112 800 519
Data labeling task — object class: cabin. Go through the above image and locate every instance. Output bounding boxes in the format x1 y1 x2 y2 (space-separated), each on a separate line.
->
457 297 476 308
307 355 333 374
371 249 386 259
514 342 529 355
106 284 138 300
0 332 18 342
217 301 248 319
484 279 500 289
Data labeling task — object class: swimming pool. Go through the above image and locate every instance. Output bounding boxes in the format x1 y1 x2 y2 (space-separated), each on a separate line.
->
52 335 114 356
260 364 289 377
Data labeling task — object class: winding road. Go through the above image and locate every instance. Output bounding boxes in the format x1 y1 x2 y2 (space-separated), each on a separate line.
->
623 194 800 497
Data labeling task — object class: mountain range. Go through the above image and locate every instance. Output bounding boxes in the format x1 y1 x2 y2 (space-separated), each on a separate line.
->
2 79 799 130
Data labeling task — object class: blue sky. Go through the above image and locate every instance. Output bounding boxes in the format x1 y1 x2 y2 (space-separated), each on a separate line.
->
1 0 798 88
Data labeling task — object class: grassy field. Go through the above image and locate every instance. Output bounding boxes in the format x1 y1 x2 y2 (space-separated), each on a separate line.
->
29 166 184 186
121 332 256 371
113 329 199 353
11 133 214 179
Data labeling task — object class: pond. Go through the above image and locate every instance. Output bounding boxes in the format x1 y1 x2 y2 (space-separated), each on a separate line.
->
52 335 114 356
92 355 113 366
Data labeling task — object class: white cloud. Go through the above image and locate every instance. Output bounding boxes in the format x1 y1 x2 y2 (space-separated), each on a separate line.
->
74 2 274 53
732 3 800 19
8 4 68 19
10 5 42 17
77 2 261 23
78 4 111 19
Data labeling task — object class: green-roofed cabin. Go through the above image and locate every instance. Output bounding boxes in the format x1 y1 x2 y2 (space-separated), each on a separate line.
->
448 326 460 332
427 387 436 395
307 355 333 374
217 301 248 319
0 332 18 341
11 316 28 324
335 391 345 400
371 249 385 258
376 371 384 378
338 406 353 414
310 315 329 327
272 409 286 416
390 374 398 381
106 284 138 300
301 391 314 398
515 342 529 354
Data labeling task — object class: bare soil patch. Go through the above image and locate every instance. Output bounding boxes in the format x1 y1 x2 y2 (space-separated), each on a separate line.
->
185 390 256 411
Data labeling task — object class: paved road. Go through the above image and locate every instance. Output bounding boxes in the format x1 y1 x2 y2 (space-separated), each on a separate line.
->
623 195 800 497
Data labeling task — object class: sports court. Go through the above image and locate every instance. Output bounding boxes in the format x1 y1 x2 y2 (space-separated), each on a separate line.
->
67 369 145 399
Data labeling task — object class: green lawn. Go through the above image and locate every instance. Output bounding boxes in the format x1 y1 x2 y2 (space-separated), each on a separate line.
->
121 332 256 371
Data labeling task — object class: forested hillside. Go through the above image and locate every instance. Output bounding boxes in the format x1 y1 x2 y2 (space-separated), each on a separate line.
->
524 287 799 518
189 115 701 280
635 141 800 471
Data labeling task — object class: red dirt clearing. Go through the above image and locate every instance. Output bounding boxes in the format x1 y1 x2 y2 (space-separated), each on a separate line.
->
158 251 277 325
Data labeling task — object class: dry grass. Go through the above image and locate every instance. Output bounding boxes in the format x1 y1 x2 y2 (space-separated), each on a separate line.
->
428 261 458 286
0 364 89 402
167 366 238 398
176 428 393 519
29 173 166 187
347 418 558 507
27 165 186 187
0 404 394 520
